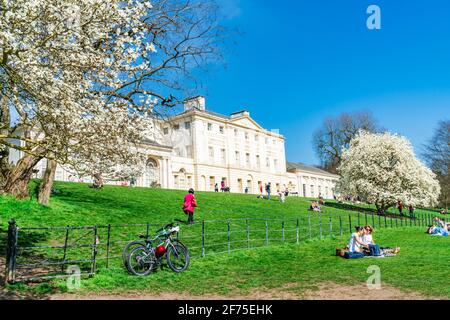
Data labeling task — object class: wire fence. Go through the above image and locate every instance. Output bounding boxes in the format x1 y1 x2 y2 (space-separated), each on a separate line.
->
3 211 443 283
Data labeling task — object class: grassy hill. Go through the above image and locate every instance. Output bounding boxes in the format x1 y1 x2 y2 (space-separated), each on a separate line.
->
0 181 448 299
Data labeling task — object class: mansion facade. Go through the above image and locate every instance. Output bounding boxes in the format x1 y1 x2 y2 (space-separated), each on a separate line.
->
12 96 339 199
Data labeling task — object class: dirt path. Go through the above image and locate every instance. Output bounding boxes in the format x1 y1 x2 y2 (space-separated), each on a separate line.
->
49 282 435 300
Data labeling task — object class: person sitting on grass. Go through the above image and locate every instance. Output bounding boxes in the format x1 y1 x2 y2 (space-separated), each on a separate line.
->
343 226 367 259
427 218 449 236
362 225 400 255
309 201 321 212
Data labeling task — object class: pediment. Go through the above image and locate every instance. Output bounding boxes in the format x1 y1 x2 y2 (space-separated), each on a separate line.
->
230 116 263 130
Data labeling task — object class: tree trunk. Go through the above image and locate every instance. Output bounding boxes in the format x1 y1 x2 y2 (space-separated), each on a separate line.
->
38 159 57 205
2 154 42 199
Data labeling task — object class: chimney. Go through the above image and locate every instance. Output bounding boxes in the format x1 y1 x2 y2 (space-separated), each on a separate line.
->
184 96 206 112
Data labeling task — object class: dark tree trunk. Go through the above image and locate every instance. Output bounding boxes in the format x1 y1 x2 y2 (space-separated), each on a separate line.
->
2 154 42 199
38 159 57 205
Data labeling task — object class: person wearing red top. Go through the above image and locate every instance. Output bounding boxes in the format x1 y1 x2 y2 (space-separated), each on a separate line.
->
183 188 198 225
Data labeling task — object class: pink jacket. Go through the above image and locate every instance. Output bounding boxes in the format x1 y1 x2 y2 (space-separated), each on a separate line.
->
183 194 197 214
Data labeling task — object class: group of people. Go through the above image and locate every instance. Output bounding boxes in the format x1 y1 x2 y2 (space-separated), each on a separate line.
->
396 200 416 217
337 225 400 259
427 217 449 237
309 194 326 212
214 181 230 193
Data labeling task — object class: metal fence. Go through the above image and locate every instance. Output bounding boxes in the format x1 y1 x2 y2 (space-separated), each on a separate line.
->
3 211 443 284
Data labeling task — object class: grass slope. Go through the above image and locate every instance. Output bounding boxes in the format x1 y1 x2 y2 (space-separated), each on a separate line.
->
0 181 448 299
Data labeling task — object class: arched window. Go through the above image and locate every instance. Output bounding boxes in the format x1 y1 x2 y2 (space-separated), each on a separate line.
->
145 158 160 187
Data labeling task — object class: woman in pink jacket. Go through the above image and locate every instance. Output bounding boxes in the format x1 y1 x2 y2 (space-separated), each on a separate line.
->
183 188 198 225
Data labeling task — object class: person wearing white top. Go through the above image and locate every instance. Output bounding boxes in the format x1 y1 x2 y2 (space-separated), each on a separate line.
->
348 227 367 253
362 225 374 246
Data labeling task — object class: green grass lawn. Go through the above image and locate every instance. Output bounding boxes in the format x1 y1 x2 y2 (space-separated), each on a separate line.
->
0 181 448 299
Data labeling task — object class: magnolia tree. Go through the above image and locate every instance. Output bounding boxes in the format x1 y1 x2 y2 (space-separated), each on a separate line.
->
337 131 441 213
0 0 223 203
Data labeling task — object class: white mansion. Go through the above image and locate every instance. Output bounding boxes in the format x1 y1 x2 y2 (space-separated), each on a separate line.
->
14 96 339 199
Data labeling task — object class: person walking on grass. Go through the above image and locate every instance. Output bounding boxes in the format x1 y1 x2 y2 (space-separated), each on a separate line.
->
214 183 219 193
266 183 271 200
397 200 404 216
183 188 198 225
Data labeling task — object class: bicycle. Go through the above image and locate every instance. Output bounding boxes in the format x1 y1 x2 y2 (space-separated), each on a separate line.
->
123 222 190 276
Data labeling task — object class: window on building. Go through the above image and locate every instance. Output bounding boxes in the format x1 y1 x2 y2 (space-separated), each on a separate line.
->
163 127 169 135
207 123 212 131
184 122 191 130
221 149 226 164
265 137 269 144
256 155 260 169
273 139 276 145
209 147 214 162
245 132 249 139
235 151 240 165
310 185 314 197
274 159 278 170
173 124 180 131
186 145 193 158
219 126 224 134
255 135 259 142
266 157 270 168
234 129 238 137
246 153 250 167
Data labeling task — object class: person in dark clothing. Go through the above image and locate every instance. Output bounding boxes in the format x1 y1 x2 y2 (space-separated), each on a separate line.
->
266 183 271 200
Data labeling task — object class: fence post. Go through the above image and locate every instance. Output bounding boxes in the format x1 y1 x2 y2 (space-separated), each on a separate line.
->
401 217 403 227
227 221 231 254
5 219 18 284
319 213 323 240
339 216 343 236
378 214 381 228
246 219 250 249
296 218 299 244
372 212 375 227
329 215 333 237
146 223 150 238
396 216 398 228
265 219 269 246
90 226 98 276
61 226 70 273
365 212 368 225
201 220 205 257
106 224 111 269
384 215 387 228
349 214 352 234
358 212 360 226
282 221 285 242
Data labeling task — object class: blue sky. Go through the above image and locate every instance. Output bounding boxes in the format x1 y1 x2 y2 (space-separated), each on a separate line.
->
195 0 450 165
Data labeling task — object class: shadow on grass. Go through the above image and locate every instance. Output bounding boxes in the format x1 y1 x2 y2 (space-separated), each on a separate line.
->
323 202 417 220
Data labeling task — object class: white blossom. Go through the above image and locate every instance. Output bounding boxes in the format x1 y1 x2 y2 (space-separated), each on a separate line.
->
337 131 441 211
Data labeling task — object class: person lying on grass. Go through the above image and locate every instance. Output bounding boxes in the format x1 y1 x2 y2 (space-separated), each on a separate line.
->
427 218 449 237
362 225 400 255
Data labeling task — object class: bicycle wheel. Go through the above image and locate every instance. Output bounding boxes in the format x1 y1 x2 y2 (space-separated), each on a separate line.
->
127 246 155 276
166 240 190 273
122 240 146 271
